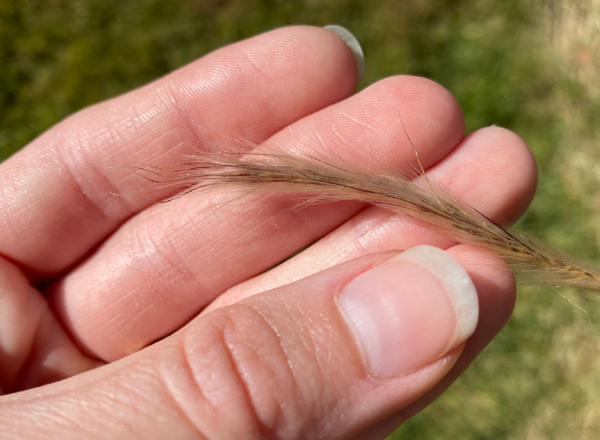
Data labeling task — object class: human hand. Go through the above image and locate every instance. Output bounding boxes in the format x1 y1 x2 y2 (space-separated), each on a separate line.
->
0 26 536 439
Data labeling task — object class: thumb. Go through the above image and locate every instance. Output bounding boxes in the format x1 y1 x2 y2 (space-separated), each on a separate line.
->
1 245 482 439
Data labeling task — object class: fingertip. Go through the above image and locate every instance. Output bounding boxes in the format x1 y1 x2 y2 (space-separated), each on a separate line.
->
324 24 365 82
363 75 466 167
359 245 517 431
480 125 538 204
244 25 362 96
469 126 538 223
447 244 516 330
289 75 465 173
338 246 477 379
428 125 538 225
366 75 464 123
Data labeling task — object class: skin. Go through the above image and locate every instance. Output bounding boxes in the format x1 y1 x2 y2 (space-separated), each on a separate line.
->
0 26 536 439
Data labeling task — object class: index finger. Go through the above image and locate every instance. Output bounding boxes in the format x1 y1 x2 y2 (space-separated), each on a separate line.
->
0 26 360 276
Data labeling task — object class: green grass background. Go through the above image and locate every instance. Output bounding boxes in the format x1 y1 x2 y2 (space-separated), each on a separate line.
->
3 0 600 438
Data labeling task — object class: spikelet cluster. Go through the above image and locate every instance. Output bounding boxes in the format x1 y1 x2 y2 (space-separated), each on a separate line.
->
137 152 600 292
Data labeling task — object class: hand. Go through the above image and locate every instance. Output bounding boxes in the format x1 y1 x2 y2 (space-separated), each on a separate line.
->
0 26 536 439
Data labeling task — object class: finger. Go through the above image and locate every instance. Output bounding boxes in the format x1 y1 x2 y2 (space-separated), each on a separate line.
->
52 75 466 361
0 25 359 275
0 257 101 393
351 244 516 439
2 246 503 439
208 125 536 309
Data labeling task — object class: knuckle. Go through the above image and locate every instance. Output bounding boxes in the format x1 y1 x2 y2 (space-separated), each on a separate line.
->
171 304 324 439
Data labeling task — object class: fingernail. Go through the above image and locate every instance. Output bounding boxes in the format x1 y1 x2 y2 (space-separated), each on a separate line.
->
324 24 365 82
338 245 479 378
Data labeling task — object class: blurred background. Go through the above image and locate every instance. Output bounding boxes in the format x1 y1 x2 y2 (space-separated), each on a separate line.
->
2 0 600 438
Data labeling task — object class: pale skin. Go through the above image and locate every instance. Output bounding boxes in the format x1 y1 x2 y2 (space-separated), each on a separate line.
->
0 26 537 439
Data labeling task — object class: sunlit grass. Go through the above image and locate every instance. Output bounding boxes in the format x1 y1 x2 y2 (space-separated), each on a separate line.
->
2 0 600 438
